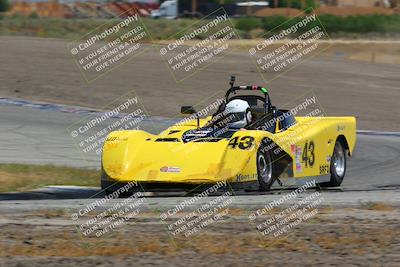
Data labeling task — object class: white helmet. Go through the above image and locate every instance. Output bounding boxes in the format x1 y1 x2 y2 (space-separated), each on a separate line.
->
225 99 252 129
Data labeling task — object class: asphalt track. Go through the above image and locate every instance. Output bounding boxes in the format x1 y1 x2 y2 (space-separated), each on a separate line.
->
0 102 399 198
1 37 400 131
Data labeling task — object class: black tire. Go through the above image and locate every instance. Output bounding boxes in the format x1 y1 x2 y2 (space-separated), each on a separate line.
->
101 181 113 196
257 144 275 191
320 140 347 187
101 168 115 196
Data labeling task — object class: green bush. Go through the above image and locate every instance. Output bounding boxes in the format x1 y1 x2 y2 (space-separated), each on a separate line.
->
260 14 400 35
317 14 400 33
278 0 318 9
29 13 39 19
0 14 400 39
236 17 262 32
0 0 10 12
261 16 288 32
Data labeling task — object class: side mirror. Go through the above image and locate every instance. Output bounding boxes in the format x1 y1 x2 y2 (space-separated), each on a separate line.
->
181 106 196 115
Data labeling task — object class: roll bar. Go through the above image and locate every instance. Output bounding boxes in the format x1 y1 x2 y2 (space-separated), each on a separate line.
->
225 75 272 113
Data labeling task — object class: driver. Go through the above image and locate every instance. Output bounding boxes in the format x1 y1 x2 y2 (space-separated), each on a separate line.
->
225 99 252 129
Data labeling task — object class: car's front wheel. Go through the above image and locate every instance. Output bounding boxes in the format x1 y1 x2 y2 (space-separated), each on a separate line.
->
321 140 347 187
257 145 275 191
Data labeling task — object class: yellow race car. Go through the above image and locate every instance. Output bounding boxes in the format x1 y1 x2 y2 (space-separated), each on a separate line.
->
101 76 356 193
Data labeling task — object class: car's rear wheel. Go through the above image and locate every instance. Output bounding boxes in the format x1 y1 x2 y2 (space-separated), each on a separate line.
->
321 140 347 187
257 145 275 191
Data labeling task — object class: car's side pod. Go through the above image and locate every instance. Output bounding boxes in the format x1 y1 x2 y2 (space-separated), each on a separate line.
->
259 137 293 179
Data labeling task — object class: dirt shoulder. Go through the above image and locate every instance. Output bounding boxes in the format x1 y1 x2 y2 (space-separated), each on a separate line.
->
0 205 399 266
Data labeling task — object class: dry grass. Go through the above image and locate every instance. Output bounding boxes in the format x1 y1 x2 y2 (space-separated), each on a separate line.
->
314 229 394 254
1 213 399 258
4 226 394 257
360 202 395 211
0 163 99 192
30 209 67 219
226 207 248 216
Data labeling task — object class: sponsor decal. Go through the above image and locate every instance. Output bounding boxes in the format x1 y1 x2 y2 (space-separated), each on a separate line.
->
236 173 257 182
291 144 302 173
160 166 181 173
319 164 330 174
337 125 345 131
106 136 127 142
